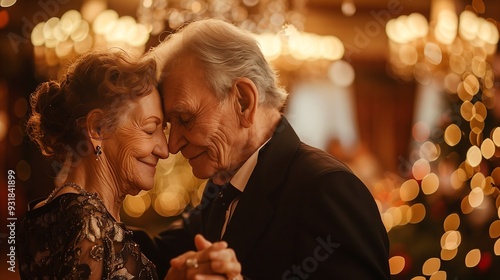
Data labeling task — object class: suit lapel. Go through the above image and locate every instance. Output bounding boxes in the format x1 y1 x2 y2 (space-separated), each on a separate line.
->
222 116 301 261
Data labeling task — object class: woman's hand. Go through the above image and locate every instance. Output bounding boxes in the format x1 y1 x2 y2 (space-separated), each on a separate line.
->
166 234 242 280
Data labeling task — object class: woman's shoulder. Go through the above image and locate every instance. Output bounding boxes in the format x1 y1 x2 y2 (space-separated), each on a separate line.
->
47 192 110 222
62 193 126 240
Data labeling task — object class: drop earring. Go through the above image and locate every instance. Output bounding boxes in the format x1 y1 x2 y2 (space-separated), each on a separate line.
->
95 145 102 161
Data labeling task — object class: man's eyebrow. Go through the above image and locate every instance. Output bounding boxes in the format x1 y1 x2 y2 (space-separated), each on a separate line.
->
170 104 190 114
166 104 189 120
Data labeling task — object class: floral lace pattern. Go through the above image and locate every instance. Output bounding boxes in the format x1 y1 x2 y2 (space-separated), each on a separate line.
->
18 192 158 280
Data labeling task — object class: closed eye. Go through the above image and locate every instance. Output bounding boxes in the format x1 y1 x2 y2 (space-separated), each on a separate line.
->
179 113 192 125
143 122 159 135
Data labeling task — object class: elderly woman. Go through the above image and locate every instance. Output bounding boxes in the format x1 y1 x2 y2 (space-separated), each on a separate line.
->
18 50 242 280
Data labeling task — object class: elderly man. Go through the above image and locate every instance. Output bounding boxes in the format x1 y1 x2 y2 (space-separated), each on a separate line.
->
143 18 390 279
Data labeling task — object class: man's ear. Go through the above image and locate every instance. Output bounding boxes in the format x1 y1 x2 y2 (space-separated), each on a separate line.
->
233 77 257 128
86 109 105 144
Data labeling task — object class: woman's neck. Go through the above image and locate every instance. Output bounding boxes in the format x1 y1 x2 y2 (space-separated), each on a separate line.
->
62 156 125 222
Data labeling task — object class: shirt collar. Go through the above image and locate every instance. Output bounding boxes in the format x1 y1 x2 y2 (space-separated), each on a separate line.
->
230 139 270 192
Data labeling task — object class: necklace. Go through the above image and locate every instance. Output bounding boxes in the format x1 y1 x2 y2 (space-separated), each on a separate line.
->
45 182 86 204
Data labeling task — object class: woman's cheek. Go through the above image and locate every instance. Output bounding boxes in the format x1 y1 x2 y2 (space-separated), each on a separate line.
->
114 138 140 181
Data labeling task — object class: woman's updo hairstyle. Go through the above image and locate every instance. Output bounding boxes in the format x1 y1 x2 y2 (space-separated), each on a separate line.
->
27 50 157 162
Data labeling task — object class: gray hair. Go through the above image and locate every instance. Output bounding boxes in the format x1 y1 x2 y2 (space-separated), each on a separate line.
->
145 19 288 109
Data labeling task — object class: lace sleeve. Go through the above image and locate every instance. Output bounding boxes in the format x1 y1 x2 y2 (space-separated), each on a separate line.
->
19 193 157 280
65 195 158 280
61 201 107 279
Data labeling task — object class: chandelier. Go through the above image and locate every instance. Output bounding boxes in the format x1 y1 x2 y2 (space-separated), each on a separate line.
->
138 0 349 80
30 1 150 79
386 0 498 98
137 0 307 35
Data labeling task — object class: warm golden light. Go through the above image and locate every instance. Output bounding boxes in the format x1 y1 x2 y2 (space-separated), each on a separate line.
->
465 249 481 268
450 169 465 190
441 230 461 250
495 239 500 256
489 220 500 238
429 271 447 280
31 22 45 46
328 60 355 87
460 100 475 121
410 203 426 224
399 45 418 65
443 213 460 231
388 207 403 227
441 248 458 260
92 9 119 35
466 145 482 167
470 115 485 134
461 196 474 214
444 124 462 146
399 205 411 226
492 127 500 146
457 82 473 102
400 179 420 201
0 0 16 7
389 256 406 275
413 159 431 180
254 26 345 64
123 193 150 218
470 172 485 190
381 212 394 232
31 8 151 79
463 74 480 96
449 55 466 75
420 141 440 161
435 10 457 45
413 121 430 142
444 72 461 93
474 102 487 120
471 56 487 78
422 258 441 276
254 33 282 60
482 176 495 195
491 168 500 190
154 191 188 217
468 187 484 208
424 43 442 65
421 173 439 195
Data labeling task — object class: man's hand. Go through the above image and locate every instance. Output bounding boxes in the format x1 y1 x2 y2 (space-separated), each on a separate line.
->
165 234 242 280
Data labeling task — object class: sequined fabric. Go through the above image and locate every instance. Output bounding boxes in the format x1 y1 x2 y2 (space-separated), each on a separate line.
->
18 193 158 279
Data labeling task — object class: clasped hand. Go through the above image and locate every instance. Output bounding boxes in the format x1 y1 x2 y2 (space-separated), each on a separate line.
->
164 234 242 280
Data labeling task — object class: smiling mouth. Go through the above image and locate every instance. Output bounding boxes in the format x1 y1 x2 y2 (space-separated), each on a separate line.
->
140 161 157 168
188 152 205 162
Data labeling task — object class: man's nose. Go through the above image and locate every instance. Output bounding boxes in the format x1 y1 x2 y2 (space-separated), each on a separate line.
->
167 123 185 154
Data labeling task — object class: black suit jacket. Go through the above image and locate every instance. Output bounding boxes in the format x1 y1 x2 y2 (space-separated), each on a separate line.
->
139 117 390 279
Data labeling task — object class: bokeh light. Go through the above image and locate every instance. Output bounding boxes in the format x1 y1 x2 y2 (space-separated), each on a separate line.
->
465 249 481 268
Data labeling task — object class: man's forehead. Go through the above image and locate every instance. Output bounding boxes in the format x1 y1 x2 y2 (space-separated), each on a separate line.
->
163 90 194 115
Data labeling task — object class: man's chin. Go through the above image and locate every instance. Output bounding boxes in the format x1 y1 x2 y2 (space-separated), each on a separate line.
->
210 171 234 185
191 167 210 181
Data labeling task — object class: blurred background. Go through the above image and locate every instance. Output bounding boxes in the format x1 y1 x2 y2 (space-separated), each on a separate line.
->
1 0 500 279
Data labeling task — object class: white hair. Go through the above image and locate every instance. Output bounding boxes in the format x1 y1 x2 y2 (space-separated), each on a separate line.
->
144 19 288 109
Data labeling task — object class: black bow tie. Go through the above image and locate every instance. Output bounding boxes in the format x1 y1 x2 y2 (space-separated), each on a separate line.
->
205 182 242 242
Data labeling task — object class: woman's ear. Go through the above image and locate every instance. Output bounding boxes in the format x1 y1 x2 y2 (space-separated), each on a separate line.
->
86 109 105 145
233 77 258 128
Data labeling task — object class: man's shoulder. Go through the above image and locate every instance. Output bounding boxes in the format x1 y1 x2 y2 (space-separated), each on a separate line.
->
293 142 353 174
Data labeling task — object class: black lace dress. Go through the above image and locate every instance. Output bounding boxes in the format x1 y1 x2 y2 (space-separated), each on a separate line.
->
18 192 158 280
